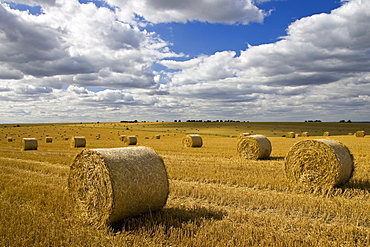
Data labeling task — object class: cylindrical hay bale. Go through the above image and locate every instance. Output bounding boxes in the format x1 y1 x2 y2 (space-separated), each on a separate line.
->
123 136 137 145
301 132 309 137
286 132 295 138
295 133 300 138
155 135 161 139
22 138 38 151
71 136 86 148
45 137 53 143
68 147 169 227
238 133 250 139
237 135 272 160
285 139 353 187
182 134 203 147
7 137 13 142
323 131 330 136
119 135 126 141
355 130 366 137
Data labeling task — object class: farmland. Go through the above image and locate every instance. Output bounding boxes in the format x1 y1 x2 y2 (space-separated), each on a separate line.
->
1 121 370 246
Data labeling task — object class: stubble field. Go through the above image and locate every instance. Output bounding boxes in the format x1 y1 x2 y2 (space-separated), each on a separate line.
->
0 121 370 246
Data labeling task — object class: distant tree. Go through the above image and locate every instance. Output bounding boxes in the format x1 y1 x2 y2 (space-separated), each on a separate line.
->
347 119 352 123
174 120 177 122
339 120 346 123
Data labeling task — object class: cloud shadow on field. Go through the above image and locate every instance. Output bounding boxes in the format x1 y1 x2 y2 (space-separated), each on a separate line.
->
110 206 226 232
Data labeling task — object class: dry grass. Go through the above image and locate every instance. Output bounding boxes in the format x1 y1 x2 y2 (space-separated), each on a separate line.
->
1 122 370 246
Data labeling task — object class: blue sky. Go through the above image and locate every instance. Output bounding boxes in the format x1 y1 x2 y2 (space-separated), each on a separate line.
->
0 0 370 123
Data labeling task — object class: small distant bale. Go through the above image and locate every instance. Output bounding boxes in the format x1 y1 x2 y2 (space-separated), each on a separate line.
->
295 133 300 138
237 135 272 160
355 130 366 137
323 132 330 136
155 135 161 139
7 137 13 142
22 138 38 151
238 133 250 139
45 137 53 143
68 147 169 227
145 136 149 139
301 132 309 137
71 136 86 148
348 133 353 135
120 135 126 141
285 139 353 187
65 137 69 141
122 136 137 145
182 134 203 148
286 132 295 138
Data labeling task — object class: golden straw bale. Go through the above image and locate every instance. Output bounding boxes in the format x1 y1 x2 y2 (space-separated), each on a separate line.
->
71 136 86 148
286 132 295 138
22 138 38 151
155 135 161 139
68 147 169 227
182 134 203 147
355 130 366 137
285 139 353 187
237 134 272 160
301 132 309 137
122 136 137 145
323 132 330 136
45 137 53 143
7 137 13 142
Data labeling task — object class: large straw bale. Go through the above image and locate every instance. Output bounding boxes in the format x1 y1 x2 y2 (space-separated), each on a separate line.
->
45 137 53 143
237 134 272 160
286 132 295 138
68 147 169 227
285 139 353 187
355 130 366 137
22 138 38 151
71 136 86 148
122 136 137 145
182 134 203 147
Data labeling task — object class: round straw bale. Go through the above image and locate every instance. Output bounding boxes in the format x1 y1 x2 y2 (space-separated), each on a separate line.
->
71 136 86 148
45 137 53 143
237 134 272 160
286 132 295 138
182 134 203 147
7 137 13 142
301 132 309 137
22 138 38 151
323 131 330 136
285 139 353 187
68 147 169 227
355 130 366 137
238 133 250 139
122 136 137 145
155 135 161 139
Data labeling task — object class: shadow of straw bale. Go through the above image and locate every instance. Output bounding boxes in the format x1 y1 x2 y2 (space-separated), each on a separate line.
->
111 206 226 232
345 179 370 191
268 156 285 161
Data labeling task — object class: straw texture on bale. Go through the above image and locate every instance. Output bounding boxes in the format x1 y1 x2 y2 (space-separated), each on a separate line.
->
22 138 38 151
285 139 353 187
301 132 309 137
286 132 295 138
122 136 137 145
237 135 272 160
68 147 169 227
45 137 53 143
355 130 366 137
71 136 86 148
182 134 203 147
323 132 330 136
238 133 250 139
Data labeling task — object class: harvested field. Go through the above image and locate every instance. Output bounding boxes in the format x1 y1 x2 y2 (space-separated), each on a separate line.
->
1 122 370 246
